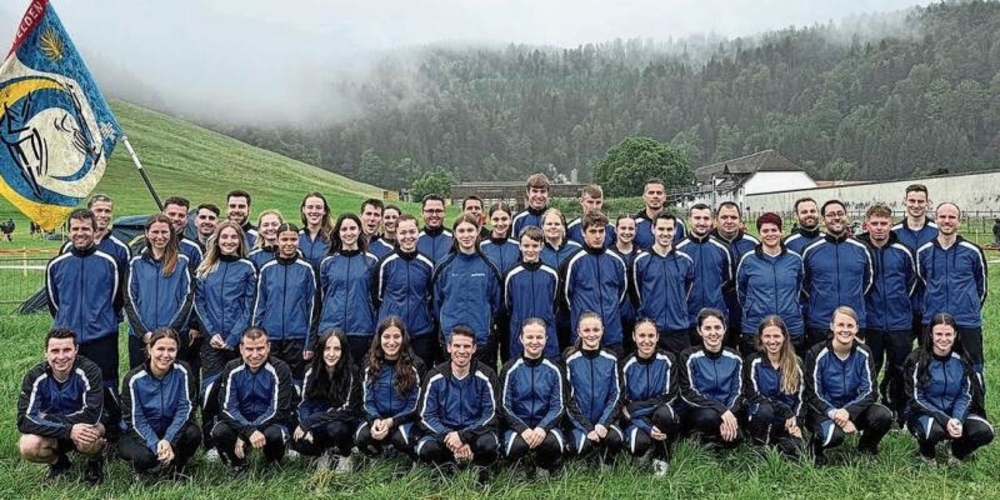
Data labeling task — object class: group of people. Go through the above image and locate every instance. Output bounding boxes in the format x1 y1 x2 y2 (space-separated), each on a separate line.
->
19 177 993 486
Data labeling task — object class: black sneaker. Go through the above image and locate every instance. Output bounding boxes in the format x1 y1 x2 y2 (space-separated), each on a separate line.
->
83 459 104 486
40 454 72 487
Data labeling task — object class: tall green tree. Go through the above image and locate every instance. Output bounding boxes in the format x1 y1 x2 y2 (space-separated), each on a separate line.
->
593 137 694 197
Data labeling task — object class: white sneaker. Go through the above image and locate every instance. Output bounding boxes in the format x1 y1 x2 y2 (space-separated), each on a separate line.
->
204 448 220 463
335 454 353 474
286 449 301 462
652 459 669 477
314 451 334 471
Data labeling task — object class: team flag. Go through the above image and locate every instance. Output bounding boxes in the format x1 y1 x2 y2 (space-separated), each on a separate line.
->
0 0 121 231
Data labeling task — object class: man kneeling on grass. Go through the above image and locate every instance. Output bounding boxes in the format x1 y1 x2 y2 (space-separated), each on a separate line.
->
212 327 296 473
17 328 106 486
415 326 500 484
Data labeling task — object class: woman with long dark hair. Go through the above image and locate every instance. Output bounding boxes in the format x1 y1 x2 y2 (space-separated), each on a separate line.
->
293 330 361 472
119 328 201 480
743 316 805 458
319 213 379 362
356 317 425 458
125 215 194 369
904 313 993 463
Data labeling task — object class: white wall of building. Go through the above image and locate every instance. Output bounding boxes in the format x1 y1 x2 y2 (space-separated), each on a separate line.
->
744 170 1000 216
743 171 817 195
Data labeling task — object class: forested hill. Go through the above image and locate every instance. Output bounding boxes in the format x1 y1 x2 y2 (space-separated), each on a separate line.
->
216 1 1000 190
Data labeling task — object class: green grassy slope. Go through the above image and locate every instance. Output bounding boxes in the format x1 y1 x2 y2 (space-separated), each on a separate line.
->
0 100 392 228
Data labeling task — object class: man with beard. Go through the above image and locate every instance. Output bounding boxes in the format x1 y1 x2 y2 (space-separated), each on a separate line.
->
801 200 873 347
783 197 822 255
676 204 732 341
226 190 258 249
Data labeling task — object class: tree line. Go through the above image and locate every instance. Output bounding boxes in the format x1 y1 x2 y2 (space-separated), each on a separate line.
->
213 0 1000 191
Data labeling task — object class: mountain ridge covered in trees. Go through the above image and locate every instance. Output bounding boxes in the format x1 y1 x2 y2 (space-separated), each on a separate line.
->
213 0 1000 190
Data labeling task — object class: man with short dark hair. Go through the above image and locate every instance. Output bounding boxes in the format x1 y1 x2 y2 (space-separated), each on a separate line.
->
360 198 385 243
917 202 987 387
632 213 694 355
370 205 400 259
676 204 732 337
226 190 257 248
562 211 628 353
46 209 123 395
195 203 220 249
18 329 106 486
634 178 686 249
462 196 491 239
417 194 453 262
60 194 131 271
801 200 873 347
416 328 500 482
212 328 295 471
163 196 204 271
784 197 822 255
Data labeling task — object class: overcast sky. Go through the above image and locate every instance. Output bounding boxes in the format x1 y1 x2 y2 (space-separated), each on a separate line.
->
0 0 931 123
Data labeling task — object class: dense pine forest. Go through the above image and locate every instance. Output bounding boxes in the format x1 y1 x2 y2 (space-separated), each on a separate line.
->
214 1 1000 190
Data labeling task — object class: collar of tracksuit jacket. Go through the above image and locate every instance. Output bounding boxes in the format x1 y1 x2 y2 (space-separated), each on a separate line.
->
69 243 98 257
422 225 445 238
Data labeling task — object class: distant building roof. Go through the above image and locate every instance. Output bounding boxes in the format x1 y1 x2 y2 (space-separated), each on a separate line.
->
695 150 804 183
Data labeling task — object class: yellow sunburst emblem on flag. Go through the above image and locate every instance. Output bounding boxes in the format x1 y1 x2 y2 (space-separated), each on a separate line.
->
39 27 64 61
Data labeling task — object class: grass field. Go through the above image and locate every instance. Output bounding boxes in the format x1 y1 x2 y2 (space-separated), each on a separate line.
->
0 100 405 235
0 273 997 499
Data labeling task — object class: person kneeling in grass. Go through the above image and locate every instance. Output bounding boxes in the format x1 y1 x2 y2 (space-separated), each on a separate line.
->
293 330 360 472
212 327 295 473
415 327 500 484
120 328 201 481
18 328 106 486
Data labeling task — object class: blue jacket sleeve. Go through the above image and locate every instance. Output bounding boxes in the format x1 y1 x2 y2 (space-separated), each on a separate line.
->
392 367 422 425
252 269 267 328
228 265 257 348
418 369 449 437
163 363 196 445
122 371 160 450
499 362 530 433
842 349 877 421
124 261 150 337
538 364 566 431
168 265 194 333
597 360 623 426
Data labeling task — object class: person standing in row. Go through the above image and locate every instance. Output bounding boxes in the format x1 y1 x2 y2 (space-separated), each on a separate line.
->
253 223 318 383
373 214 437 365
736 213 805 357
916 202 987 387
712 202 759 348
676 204 732 344
432 214 502 365
801 200 872 347
567 185 616 248
226 190 258 249
125 215 194 369
634 178 686 249
783 197 822 255
318 214 379 363
612 214 639 353
298 192 334 269
512 173 551 239
631 213 694 356
417 195 452 263
248 210 284 270
504 227 560 362
562 212 628 353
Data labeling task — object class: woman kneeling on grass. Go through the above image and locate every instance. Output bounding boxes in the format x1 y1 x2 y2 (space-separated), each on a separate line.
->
805 306 892 465
356 317 425 460
563 312 624 465
120 328 201 481
620 319 680 476
743 316 805 458
293 330 361 472
904 313 994 464
679 308 744 451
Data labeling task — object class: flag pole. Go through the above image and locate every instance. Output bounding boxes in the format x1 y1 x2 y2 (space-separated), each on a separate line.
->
120 136 163 211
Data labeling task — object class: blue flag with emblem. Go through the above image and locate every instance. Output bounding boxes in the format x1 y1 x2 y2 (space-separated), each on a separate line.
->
0 0 121 231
